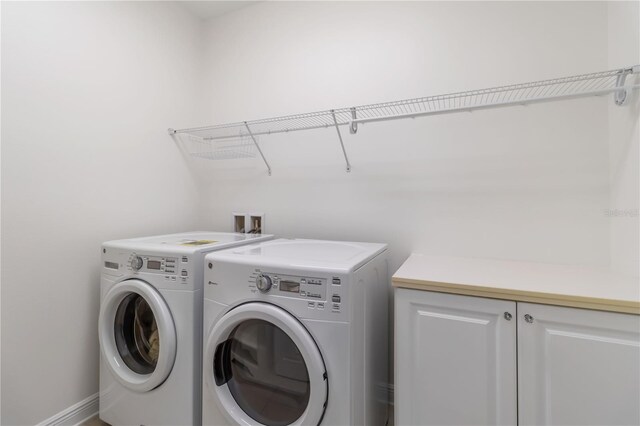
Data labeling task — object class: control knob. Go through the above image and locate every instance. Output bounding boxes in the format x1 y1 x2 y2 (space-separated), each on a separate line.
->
130 255 143 271
256 274 272 293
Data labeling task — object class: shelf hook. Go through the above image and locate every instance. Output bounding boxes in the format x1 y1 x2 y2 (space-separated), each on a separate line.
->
614 69 630 106
244 122 272 176
331 110 352 173
349 107 358 134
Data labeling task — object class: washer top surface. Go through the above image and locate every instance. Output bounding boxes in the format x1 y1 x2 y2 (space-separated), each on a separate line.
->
206 238 387 272
103 231 274 254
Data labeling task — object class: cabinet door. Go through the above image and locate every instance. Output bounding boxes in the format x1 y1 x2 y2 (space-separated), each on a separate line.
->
518 303 640 426
395 289 517 426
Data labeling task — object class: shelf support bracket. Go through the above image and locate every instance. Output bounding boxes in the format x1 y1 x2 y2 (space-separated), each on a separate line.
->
244 122 272 176
331 110 352 173
349 107 358 134
614 69 631 106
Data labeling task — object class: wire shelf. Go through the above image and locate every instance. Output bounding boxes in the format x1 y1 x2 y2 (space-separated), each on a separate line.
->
169 65 639 174
181 133 256 160
173 108 355 142
351 66 639 126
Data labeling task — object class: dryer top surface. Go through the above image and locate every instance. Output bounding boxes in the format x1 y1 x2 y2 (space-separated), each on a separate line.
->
206 238 387 272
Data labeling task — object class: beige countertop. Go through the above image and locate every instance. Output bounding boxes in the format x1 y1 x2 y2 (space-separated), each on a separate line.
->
392 254 640 314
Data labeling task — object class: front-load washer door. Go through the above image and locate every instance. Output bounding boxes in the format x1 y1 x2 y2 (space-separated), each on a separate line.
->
99 279 176 392
205 303 327 426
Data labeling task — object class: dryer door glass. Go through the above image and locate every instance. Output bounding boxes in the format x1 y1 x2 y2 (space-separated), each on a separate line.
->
215 319 310 426
114 293 159 375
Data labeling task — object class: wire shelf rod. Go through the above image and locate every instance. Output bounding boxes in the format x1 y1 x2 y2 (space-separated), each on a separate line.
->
192 120 353 141
244 122 272 176
331 110 352 173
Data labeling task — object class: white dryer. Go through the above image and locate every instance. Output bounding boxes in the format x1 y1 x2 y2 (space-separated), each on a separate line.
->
202 238 389 426
99 232 273 426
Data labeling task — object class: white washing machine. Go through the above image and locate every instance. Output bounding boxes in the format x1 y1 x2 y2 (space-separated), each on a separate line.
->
202 238 389 426
99 231 274 426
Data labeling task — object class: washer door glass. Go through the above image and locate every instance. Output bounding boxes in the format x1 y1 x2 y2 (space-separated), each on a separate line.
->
114 293 160 375
215 319 310 426
99 279 177 393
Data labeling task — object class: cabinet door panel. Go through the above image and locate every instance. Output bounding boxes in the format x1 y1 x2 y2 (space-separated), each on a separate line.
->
395 289 517 426
518 303 640 426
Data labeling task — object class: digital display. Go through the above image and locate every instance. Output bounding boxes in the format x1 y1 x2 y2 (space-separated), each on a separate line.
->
279 280 300 293
147 260 162 270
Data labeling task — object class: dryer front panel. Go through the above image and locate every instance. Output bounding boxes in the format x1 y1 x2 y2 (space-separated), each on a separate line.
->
99 279 177 393
205 302 327 426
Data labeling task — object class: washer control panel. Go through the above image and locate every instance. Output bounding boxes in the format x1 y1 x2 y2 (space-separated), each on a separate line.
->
256 273 327 301
127 253 178 275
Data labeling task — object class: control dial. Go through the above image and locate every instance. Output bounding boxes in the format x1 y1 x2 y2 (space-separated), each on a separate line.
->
130 255 143 271
256 274 272 293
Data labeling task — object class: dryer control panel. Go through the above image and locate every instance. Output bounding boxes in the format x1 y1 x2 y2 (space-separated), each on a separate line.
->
257 273 327 301
249 271 345 316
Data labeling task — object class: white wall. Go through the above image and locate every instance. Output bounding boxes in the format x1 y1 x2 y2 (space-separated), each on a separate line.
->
197 1 612 274
1 2 205 424
608 1 640 277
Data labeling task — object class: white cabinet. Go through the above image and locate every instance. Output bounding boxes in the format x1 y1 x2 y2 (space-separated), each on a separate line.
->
395 289 640 426
395 289 517 426
518 302 640 426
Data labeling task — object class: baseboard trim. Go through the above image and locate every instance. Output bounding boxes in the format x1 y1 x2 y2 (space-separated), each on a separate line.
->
37 393 99 426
